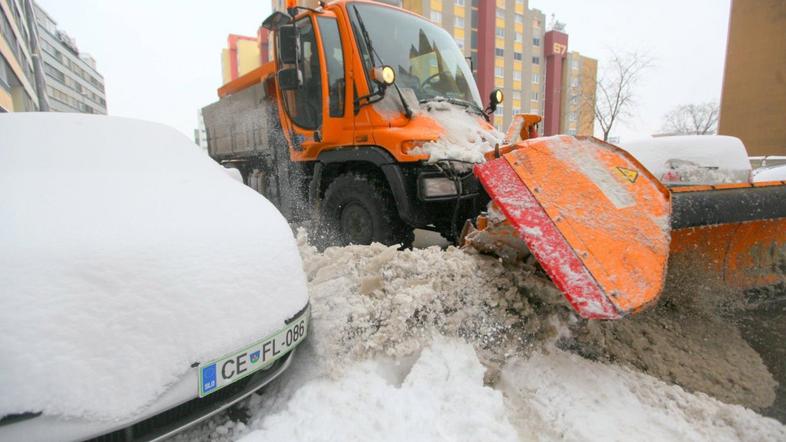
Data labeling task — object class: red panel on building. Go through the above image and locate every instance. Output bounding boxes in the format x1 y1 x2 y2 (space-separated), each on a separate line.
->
543 31 568 136
476 1 496 104
258 27 271 64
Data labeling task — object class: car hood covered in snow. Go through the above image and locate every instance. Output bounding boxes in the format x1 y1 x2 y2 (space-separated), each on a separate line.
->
0 114 309 421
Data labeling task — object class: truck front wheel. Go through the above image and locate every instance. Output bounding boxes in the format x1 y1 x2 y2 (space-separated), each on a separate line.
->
317 173 413 248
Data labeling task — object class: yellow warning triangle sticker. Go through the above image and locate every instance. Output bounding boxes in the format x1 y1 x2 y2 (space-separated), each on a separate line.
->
616 167 639 183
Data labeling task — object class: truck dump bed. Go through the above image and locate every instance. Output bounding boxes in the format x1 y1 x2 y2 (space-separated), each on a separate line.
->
202 81 277 159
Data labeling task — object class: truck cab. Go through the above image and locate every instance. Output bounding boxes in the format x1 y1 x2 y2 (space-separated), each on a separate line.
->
204 0 505 246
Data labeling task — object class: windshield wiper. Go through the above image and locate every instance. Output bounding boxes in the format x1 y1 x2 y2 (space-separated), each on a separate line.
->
419 96 485 117
352 5 413 119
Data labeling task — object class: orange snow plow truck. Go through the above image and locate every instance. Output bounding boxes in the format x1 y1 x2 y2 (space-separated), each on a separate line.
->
203 0 785 320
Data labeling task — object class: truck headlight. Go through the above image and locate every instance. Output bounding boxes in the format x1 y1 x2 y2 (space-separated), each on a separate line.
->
420 177 458 199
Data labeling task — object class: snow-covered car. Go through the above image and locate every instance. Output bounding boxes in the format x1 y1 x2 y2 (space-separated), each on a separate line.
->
622 135 752 186
752 164 786 182
0 114 310 441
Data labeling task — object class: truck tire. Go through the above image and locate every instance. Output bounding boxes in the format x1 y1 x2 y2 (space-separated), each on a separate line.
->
317 173 413 248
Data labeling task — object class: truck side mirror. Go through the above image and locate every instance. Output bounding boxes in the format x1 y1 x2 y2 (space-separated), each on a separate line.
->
278 25 298 65
278 67 301 91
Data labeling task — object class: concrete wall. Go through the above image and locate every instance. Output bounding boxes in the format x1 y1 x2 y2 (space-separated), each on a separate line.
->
719 0 786 156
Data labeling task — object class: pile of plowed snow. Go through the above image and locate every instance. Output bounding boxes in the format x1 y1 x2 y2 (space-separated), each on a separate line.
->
178 232 785 441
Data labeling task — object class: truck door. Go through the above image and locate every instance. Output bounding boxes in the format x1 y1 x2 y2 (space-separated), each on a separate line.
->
277 12 350 161
277 16 322 157
315 14 352 148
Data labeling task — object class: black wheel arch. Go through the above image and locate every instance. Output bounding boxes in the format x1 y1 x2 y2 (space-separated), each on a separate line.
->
312 146 417 226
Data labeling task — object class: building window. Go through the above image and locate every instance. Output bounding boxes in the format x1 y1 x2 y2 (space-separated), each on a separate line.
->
533 19 541 29
513 91 521 101
456 17 465 28
513 71 522 81
514 52 523 61
495 48 504 57
496 8 505 18
430 11 442 24
531 92 539 101
532 73 540 84
515 15 523 25
569 112 577 122
533 37 540 46
456 0 465 5
495 67 504 78
530 107 539 114
532 56 540 64
515 32 523 43
495 107 503 115
496 27 505 37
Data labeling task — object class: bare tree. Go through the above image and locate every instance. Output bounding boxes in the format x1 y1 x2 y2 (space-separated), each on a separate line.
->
593 51 653 142
661 102 720 135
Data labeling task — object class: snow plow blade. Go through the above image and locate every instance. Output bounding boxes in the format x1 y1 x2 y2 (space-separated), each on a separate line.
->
471 136 786 320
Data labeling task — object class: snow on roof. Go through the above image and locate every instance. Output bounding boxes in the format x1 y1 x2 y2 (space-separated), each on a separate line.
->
0 113 308 420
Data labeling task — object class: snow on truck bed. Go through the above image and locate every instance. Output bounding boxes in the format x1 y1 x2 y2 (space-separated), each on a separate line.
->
0 114 308 420
180 233 785 442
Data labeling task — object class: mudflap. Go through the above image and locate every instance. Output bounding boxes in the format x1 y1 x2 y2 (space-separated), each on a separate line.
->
473 136 672 320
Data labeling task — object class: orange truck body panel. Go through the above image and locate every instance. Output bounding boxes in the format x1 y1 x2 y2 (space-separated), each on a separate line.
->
670 183 786 291
473 136 786 319
214 0 456 165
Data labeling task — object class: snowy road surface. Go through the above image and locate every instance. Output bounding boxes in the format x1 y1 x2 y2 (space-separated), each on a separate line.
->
176 231 786 442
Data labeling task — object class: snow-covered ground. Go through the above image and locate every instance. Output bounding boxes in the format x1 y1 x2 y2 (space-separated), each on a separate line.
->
177 232 786 442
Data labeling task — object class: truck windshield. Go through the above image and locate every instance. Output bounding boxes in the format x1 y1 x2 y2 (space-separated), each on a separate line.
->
349 3 482 108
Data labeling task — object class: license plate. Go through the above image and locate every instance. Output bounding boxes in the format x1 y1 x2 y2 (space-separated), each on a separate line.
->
198 306 309 397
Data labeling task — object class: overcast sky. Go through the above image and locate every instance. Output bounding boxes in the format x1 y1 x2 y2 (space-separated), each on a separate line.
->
36 0 730 142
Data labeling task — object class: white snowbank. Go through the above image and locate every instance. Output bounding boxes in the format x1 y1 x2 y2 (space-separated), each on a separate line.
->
240 338 519 442
413 101 504 164
501 348 786 441
181 234 784 442
622 135 751 185
0 114 309 420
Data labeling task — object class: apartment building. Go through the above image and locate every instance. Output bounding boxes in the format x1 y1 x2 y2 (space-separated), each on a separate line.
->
560 51 596 136
0 0 39 112
34 3 106 114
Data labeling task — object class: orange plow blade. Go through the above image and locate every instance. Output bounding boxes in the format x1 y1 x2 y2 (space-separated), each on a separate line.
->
471 136 786 319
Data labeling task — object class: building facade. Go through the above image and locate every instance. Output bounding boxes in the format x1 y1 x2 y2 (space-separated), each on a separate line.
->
221 32 270 84
0 0 39 112
718 0 785 156
34 3 106 114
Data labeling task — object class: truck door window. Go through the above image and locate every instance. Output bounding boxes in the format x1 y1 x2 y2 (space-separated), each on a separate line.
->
317 17 345 118
285 17 322 130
